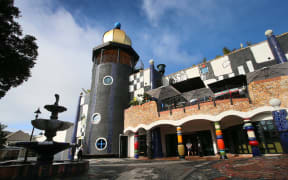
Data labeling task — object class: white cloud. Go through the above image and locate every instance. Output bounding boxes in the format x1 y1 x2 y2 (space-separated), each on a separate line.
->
134 30 201 68
139 0 232 68
0 0 104 132
152 33 201 65
141 0 229 27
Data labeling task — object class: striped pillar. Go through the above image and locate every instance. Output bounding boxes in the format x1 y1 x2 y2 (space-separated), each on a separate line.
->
243 118 261 156
134 132 139 159
176 127 185 159
215 122 227 159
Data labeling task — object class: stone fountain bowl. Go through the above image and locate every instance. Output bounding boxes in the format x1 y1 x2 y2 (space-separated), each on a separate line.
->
32 119 73 131
44 104 67 113
13 141 73 157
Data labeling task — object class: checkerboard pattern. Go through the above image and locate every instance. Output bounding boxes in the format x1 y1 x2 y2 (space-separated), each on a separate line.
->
129 71 144 93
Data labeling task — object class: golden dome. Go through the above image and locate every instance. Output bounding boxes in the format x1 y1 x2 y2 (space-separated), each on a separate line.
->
103 28 132 46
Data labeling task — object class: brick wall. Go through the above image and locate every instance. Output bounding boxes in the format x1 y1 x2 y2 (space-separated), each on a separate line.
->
124 76 288 130
248 76 288 108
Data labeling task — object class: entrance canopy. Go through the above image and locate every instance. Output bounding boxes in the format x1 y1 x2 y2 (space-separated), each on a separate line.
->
182 87 214 102
246 62 288 83
208 75 247 93
146 85 182 101
171 77 206 93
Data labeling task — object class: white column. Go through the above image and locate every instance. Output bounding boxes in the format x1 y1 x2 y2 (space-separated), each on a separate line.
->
128 134 135 158
210 122 218 154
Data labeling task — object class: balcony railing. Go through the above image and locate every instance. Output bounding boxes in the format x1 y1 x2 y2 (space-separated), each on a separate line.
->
157 87 251 112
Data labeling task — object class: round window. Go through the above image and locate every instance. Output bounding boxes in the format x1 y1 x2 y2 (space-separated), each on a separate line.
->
91 113 101 124
103 76 113 85
95 137 107 151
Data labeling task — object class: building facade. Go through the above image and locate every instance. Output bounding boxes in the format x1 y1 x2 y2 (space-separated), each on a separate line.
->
74 26 288 158
123 29 288 158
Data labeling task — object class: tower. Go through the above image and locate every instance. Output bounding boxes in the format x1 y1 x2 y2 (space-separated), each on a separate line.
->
84 23 139 156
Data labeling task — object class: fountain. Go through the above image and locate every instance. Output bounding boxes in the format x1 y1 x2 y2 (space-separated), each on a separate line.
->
0 94 89 179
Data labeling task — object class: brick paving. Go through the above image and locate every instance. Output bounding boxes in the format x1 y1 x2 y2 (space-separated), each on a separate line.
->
55 155 288 179
189 154 288 180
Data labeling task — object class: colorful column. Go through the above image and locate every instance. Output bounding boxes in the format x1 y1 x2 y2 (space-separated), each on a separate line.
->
272 110 288 153
265 29 288 64
134 132 139 159
215 122 227 159
176 126 185 159
243 118 261 156
270 98 288 153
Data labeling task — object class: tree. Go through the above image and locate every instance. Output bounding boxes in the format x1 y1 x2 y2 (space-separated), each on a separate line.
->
246 41 252 46
222 47 231 55
129 97 140 106
0 0 38 99
202 57 207 63
0 123 7 149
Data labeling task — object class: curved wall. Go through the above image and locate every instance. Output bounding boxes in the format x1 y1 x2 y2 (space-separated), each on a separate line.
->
124 76 288 132
85 63 131 155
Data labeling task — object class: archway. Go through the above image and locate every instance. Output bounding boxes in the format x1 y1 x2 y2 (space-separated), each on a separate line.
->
181 120 215 156
156 124 177 157
251 112 283 154
137 128 147 157
220 115 249 154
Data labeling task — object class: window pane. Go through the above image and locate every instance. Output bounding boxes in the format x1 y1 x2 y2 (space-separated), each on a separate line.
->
119 50 131 66
102 49 118 63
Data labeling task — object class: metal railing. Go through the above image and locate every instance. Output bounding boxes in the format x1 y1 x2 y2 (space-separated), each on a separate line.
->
157 88 251 112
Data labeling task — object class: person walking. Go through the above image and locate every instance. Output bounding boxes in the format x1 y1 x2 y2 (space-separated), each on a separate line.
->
186 140 192 157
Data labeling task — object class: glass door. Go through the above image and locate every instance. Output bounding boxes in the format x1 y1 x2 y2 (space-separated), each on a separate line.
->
223 124 251 154
165 134 178 157
138 135 147 156
254 120 283 154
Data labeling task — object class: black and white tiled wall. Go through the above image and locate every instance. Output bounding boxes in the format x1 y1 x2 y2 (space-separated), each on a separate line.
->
164 33 288 87
129 71 144 93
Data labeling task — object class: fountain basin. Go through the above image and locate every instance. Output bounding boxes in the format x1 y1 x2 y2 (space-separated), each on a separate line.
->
13 141 76 163
44 104 67 113
0 160 89 179
0 94 89 179
32 119 73 131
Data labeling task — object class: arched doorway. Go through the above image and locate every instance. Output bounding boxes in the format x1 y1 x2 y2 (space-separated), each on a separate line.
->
251 112 283 154
181 120 215 156
137 128 147 157
220 115 250 154
158 125 178 157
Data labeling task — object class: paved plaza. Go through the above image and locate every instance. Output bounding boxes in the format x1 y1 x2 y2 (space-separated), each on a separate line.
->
58 155 288 180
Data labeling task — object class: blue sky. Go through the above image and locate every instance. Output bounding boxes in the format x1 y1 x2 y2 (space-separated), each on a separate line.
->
1 0 288 133
47 0 288 70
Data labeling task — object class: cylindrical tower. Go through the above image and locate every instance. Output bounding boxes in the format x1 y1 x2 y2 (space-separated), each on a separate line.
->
84 23 139 156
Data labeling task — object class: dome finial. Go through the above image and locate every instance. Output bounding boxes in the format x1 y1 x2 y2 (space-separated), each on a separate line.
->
114 22 121 29
265 29 273 37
